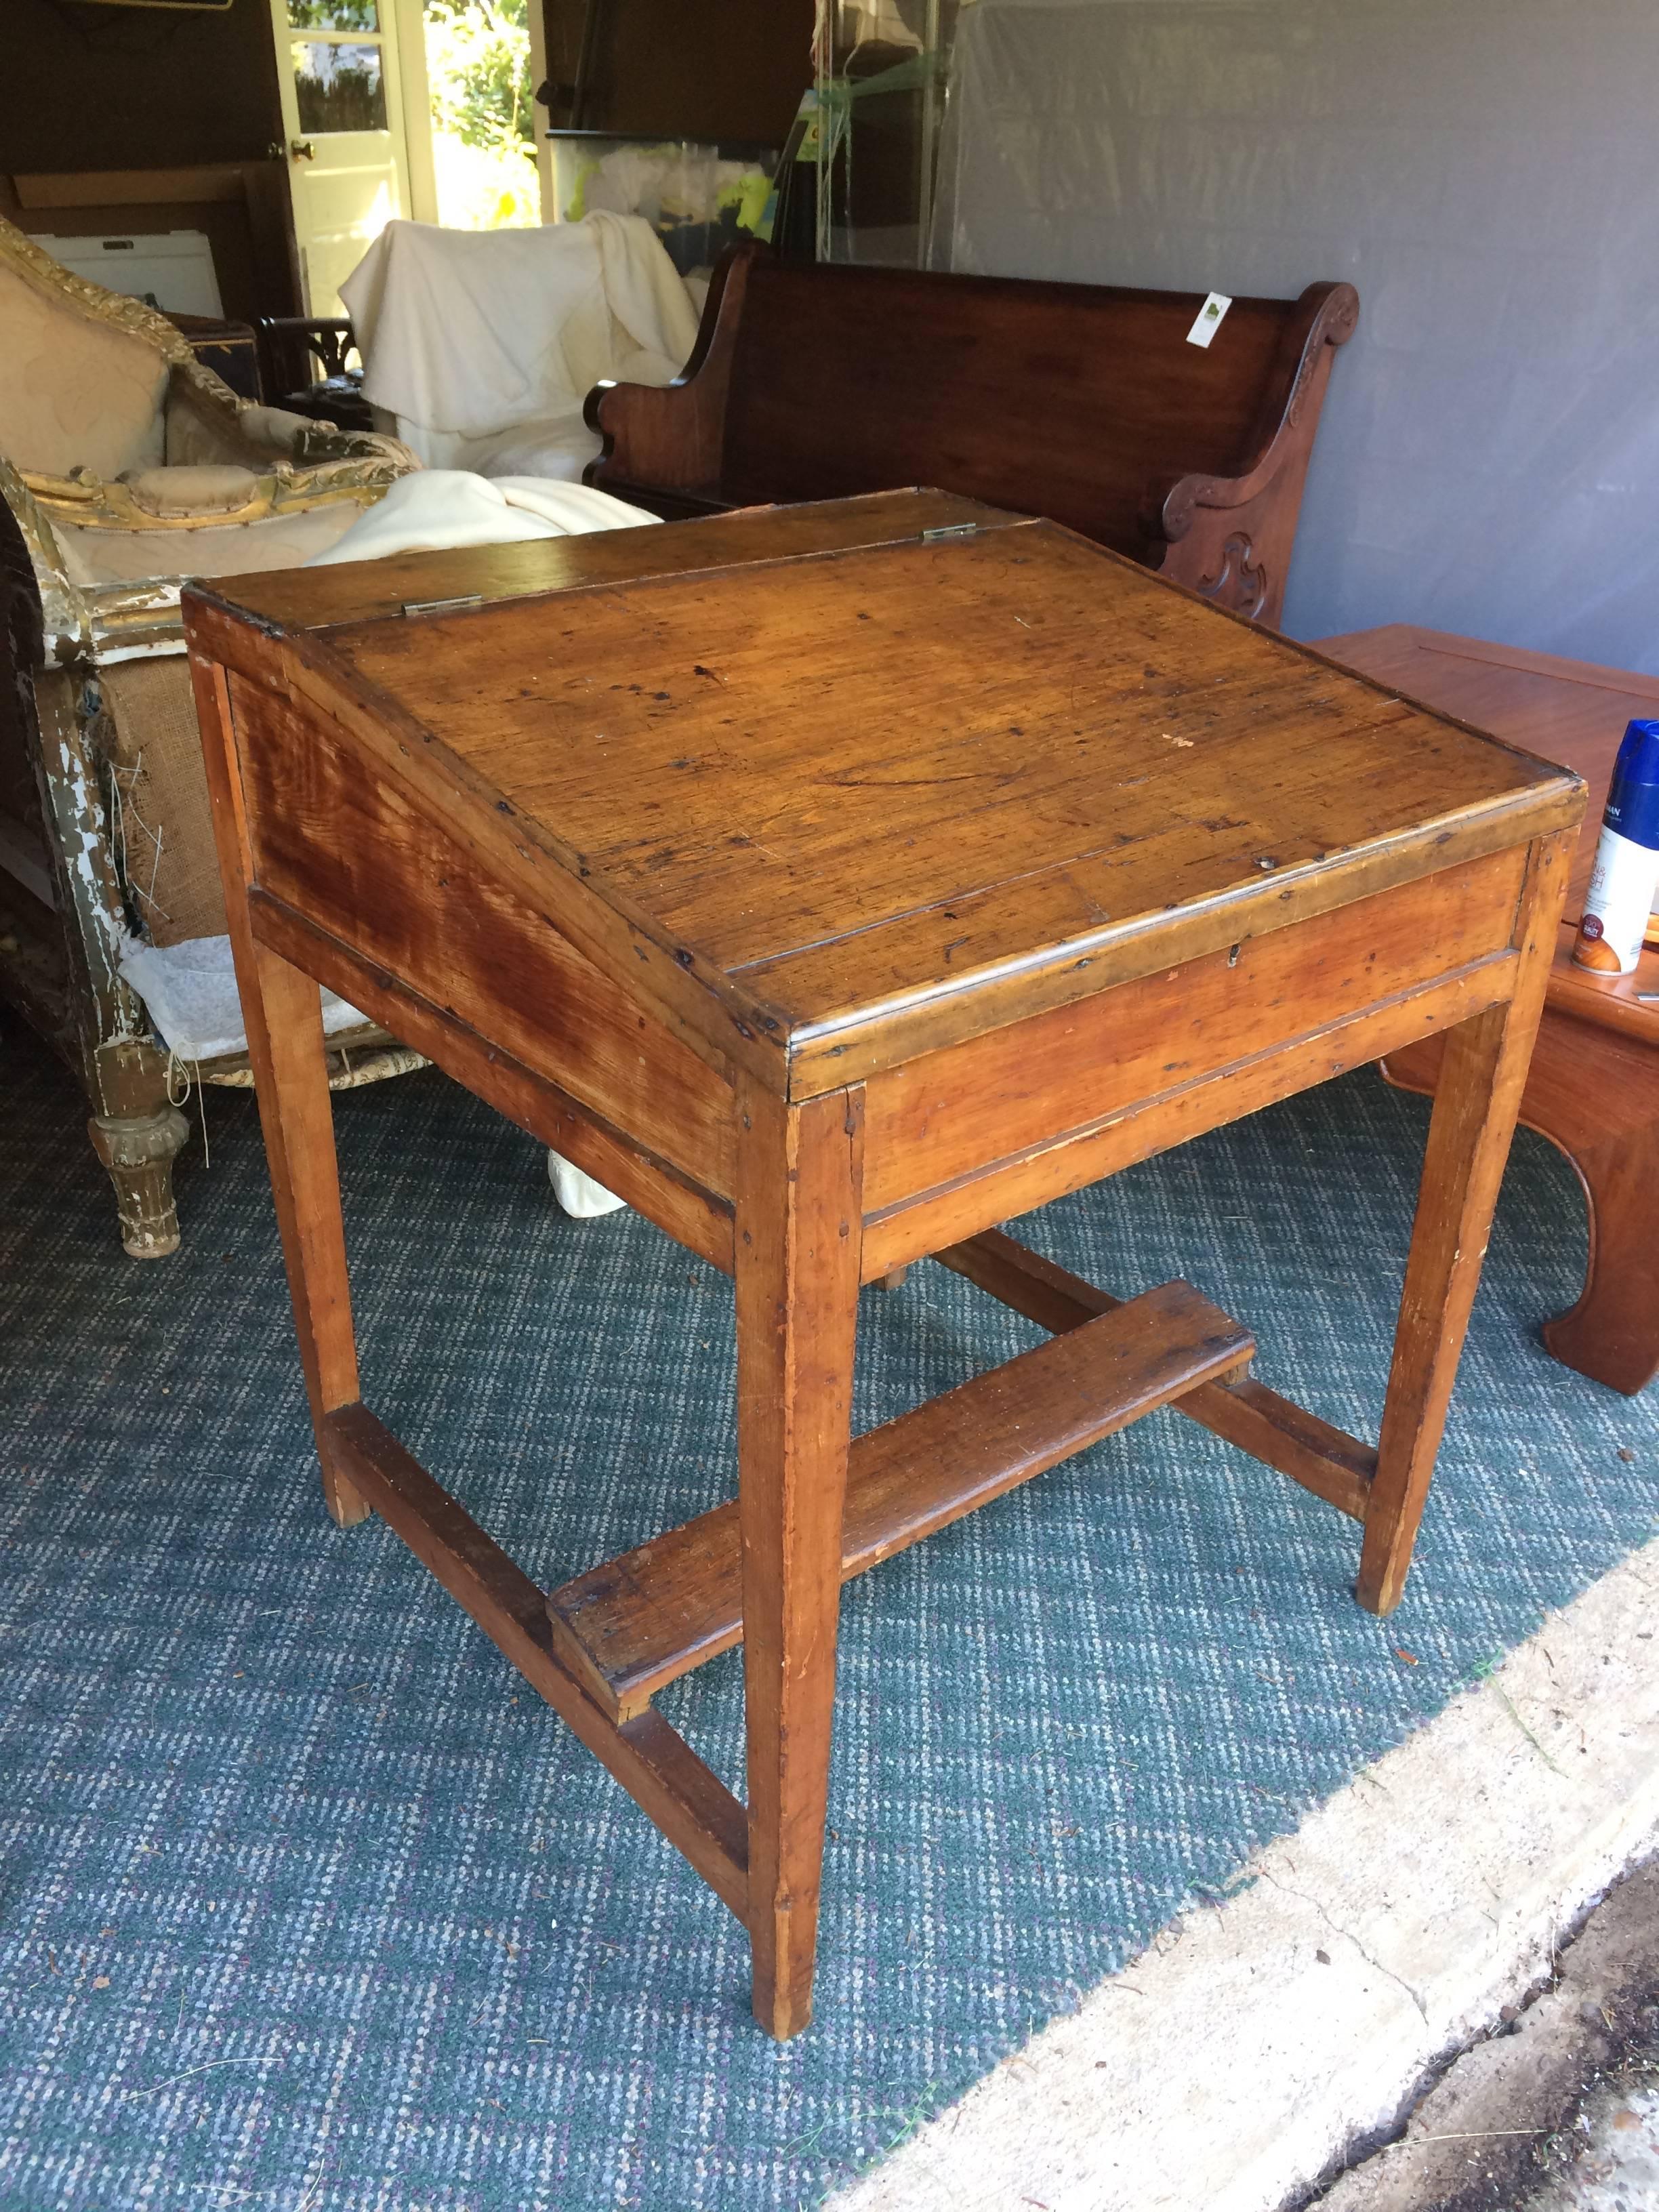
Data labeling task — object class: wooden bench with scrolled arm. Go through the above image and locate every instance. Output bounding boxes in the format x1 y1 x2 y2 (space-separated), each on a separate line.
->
583 246 1358 627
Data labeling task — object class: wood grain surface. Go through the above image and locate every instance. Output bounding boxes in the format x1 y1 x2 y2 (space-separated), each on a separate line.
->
586 249 1357 627
859 846 1527 1213
1317 625 1657 912
1385 1013 1659 1397
206 489 1010 634
1358 830 1576 1612
188 651 369 1528
193 511 1579 1099
933 1230 1376 1521
1319 623 1657 1049
734 1079 863 2039
229 672 737 1197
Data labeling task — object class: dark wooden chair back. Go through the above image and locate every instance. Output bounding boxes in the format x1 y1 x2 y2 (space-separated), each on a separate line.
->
255 316 375 431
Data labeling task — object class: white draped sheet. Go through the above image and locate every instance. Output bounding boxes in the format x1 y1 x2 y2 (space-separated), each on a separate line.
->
340 211 701 484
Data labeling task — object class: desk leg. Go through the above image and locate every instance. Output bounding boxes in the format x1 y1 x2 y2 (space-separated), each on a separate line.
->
189 656 368 1530
735 1077 863 2039
1359 834 1572 1614
233 939 370 1529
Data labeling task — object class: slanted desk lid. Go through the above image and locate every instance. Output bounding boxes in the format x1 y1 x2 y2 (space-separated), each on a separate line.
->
207 489 1008 635
188 492 1583 1094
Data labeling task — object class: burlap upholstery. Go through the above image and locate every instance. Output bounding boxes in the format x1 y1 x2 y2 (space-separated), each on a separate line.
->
0 257 168 482
165 399 331 470
1 218 417 562
96 657 227 945
0 224 415 960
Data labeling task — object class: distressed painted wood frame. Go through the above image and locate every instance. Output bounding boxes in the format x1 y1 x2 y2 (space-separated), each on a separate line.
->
0 208 422 1254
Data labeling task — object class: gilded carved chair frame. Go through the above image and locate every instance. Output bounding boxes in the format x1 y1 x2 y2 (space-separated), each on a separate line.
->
0 216 422 1258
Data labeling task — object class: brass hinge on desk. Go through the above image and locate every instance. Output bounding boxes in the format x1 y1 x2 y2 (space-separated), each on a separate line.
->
402 594 485 618
920 523 979 541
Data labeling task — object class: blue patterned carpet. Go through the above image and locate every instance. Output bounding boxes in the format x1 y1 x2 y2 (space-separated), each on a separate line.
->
1 1017 1656 2212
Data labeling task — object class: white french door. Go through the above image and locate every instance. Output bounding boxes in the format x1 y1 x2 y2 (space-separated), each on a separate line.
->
270 0 436 319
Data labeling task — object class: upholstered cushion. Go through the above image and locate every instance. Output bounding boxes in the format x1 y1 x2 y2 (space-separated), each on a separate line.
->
53 501 367 588
0 259 167 480
121 464 260 516
164 396 310 469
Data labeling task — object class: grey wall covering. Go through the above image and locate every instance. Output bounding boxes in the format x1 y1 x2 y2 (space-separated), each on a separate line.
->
939 0 1659 672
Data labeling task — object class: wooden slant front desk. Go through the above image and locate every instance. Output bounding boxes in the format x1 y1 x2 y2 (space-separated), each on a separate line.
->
183 491 1582 2039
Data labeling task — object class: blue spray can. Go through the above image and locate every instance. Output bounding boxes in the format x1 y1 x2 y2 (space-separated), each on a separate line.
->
1573 718 1659 975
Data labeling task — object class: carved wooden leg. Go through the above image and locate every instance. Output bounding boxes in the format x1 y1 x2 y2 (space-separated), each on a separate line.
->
1384 1010 1659 1397
1541 1118 1659 1397
735 1076 863 2039
85 1035 188 1258
88 1101 190 1257
1358 834 1572 1615
190 653 367 1528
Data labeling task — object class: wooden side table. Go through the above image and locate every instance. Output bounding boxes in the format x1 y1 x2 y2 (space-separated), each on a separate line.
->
1319 625 1659 1395
183 493 1580 2037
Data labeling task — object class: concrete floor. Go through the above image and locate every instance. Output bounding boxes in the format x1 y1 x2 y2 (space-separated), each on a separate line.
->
1530 2072 1659 2212
1311 1858 1659 2211
832 1542 1659 2212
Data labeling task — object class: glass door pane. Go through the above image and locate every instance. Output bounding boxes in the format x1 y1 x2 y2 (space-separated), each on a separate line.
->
288 0 381 28
291 41 389 132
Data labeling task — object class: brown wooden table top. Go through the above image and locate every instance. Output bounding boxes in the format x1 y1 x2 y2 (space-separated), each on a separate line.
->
1317 622 1658 1047
196 493 1580 1097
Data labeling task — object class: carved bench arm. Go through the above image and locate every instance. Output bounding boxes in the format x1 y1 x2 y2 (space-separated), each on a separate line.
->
1143 282 1358 626
1153 452 1296 542
1148 282 1359 547
585 245 758 503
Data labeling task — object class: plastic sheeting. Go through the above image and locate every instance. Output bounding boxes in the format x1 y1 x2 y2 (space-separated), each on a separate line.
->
117 933 367 1066
937 0 1659 672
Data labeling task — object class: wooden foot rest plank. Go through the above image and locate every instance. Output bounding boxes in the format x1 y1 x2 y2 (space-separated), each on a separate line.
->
934 1230 1376 1521
323 1403 750 1922
547 1279 1253 1723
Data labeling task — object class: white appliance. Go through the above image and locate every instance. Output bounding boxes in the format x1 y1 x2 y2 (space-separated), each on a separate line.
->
29 230 223 318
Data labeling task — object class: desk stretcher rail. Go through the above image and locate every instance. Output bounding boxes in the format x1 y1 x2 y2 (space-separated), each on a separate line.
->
934 1231 1378 1521
546 1275 1253 1723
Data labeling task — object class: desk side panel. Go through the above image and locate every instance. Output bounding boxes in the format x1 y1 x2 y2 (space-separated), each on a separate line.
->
225 672 737 1201
861 844 1530 1266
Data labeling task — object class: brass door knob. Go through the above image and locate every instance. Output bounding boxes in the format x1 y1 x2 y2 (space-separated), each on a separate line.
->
290 140 316 161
